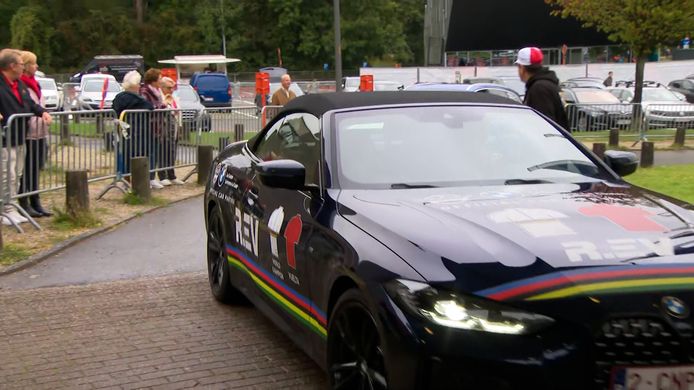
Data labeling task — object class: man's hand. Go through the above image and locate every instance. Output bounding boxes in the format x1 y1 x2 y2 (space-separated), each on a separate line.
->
41 112 52 125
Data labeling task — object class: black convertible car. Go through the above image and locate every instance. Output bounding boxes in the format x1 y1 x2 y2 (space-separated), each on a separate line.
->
204 92 694 390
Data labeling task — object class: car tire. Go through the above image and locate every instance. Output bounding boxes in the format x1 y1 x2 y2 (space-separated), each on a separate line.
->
206 205 244 304
327 289 388 390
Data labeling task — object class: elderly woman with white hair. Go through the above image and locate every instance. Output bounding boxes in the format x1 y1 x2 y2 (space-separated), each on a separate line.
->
112 70 153 182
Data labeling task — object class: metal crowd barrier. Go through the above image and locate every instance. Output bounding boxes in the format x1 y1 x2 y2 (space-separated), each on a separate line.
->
1 104 288 232
566 103 694 143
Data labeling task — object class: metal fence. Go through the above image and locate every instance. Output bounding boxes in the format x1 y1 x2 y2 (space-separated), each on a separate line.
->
566 103 694 143
1 105 285 232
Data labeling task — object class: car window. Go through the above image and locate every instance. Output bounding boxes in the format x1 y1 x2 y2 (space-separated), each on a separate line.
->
478 88 521 103
38 79 57 91
253 113 322 186
336 106 606 189
83 80 121 92
175 85 199 102
682 80 694 89
196 76 227 90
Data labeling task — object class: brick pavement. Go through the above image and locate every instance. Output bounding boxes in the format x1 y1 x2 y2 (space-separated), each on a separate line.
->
0 272 327 389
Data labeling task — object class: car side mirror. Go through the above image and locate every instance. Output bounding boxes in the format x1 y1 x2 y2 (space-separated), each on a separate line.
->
604 150 638 176
256 159 306 190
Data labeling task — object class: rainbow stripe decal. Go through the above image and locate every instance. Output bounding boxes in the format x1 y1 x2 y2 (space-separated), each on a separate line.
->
225 244 328 338
475 264 694 302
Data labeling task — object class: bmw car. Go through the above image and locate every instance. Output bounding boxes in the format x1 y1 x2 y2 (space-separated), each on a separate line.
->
204 92 694 390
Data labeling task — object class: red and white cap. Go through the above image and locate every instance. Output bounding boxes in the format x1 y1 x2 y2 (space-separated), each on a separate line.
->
515 47 543 66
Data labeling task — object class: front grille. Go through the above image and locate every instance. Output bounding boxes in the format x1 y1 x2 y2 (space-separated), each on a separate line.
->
182 109 197 121
593 317 692 388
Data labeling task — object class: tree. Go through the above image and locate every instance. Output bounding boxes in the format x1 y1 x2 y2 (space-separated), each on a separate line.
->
10 6 55 65
545 0 694 106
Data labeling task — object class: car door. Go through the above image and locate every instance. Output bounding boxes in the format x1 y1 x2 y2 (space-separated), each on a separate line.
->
244 112 326 346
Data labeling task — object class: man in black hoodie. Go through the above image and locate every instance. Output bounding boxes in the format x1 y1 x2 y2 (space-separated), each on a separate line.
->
515 47 569 130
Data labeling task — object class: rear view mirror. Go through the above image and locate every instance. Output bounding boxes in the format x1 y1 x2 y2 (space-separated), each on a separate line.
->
604 150 638 177
256 159 306 190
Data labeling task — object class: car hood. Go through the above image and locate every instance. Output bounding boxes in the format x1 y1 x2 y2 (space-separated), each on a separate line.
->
643 101 694 109
339 182 694 302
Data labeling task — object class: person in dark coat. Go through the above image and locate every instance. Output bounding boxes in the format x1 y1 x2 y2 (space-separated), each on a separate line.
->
113 70 153 181
515 47 569 130
0 48 52 225
139 68 166 189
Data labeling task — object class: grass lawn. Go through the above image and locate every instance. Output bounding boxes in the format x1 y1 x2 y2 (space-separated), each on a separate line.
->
626 164 694 204
49 121 106 138
188 131 257 147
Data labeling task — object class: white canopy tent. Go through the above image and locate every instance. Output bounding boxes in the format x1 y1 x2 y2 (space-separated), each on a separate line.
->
158 55 241 83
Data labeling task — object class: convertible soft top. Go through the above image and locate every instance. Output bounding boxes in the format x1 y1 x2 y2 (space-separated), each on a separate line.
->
281 91 522 117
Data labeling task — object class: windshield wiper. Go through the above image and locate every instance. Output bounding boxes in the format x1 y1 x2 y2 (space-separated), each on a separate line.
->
504 179 553 185
390 183 438 189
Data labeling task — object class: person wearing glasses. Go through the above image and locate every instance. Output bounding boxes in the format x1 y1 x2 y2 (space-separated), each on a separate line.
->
0 48 52 225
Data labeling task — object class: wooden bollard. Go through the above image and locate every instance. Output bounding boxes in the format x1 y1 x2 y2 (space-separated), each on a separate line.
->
131 156 151 202
674 127 686 147
592 143 606 160
218 137 230 151
640 141 654 168
609 128 620 147
197 145 214 185
234 124 244 142
66 170 90 217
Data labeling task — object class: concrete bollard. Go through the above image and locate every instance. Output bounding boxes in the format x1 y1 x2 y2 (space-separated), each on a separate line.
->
234 124 244 142
197 145 214 185
60 114 70 144
592 143 606 160
66 170 90 217
640 141 654 168
131 157 151 202
609 129 620 147
674 127 686 147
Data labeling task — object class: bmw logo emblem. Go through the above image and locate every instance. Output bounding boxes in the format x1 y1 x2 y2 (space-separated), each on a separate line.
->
217 165 227 187
661 296 689 319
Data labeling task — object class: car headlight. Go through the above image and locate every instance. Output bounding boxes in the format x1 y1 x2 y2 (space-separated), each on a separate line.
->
385 279 554 335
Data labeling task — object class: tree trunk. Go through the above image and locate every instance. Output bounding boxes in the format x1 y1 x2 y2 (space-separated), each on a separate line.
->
631 56 647 134
135 0 144 24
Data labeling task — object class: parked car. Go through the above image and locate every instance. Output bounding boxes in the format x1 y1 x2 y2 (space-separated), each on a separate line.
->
463 76 526 98
174 84 211 133
341 76 360 92
405 82 522 103
205 91 694 390
608 85 694 128
69 54 144 83
79 73 117 94
190 72 232 107
36 77 60 111
560 87 632 131
668 79 694 103
77 78 122 110
560 77 605 89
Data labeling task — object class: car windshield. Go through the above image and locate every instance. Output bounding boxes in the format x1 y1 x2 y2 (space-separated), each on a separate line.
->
574 90 621 103
38 79 57 91
642 88 681 102
175 85 199 102
336 106 607 189
83 80 120 93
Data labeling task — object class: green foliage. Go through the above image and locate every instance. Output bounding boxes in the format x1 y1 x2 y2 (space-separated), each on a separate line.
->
627 164 694 204
1 0 424 73
0 243 31 266
545 0 694 104
51 207 102 230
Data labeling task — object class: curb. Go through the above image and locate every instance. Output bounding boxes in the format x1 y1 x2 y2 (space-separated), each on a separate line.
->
0 193 204 276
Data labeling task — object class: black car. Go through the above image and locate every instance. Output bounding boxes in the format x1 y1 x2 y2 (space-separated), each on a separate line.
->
204 92 694 390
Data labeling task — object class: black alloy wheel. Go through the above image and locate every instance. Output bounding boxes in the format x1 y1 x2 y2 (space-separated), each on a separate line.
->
327 290 388 390
207 206 241 303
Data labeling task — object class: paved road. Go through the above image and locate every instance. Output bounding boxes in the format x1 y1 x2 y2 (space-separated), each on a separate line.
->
0 197 206 290
654 149 694 165
0 196 326 389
